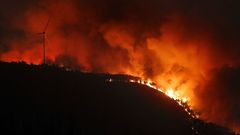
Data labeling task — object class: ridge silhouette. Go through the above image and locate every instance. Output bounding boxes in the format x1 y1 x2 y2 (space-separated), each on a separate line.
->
0 61 237 135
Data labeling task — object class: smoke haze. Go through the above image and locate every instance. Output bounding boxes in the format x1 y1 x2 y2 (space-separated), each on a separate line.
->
1 0 240 132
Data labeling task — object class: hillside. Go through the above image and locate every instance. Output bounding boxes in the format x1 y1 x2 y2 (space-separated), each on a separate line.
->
0 61 236 135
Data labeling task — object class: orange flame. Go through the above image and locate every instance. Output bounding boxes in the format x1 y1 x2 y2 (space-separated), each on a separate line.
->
109 78 197 118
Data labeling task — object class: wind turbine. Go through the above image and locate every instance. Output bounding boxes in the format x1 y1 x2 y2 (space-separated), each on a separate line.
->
38 18 50 65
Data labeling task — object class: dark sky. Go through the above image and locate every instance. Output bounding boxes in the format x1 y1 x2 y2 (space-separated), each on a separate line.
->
1 0 240 132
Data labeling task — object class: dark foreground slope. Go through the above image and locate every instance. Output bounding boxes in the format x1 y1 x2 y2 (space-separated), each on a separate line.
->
0 62 236 135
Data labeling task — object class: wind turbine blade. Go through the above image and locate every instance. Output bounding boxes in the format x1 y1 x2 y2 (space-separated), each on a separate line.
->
43 17 50 32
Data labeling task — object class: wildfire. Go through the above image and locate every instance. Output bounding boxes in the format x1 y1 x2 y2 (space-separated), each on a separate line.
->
166 89 176 99
107 78 198 118
130 79 188 103
1 0 240 132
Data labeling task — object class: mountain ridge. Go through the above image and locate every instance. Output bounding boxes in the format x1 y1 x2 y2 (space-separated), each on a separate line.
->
0 61 236 135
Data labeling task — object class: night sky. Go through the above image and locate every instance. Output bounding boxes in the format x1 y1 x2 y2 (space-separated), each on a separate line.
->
1 0 240 132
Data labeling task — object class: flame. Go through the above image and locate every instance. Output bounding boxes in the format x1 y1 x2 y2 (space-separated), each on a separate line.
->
166 89 175 99
1 0 239 132
108 78 197 118
0 9 206 122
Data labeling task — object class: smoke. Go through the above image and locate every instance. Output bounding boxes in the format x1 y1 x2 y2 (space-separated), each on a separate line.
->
1 0 240 132
196 66 240 132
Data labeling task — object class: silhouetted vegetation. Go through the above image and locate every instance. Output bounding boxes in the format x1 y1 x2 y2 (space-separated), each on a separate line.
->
0 61 237 135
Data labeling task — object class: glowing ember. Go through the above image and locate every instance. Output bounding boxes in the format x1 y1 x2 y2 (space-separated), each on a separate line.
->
106 78 196 118
166 89 175 99
182 97 188 103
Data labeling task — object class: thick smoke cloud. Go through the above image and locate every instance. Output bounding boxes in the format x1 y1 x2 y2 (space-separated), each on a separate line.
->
196 66 240 131
1 0 240 132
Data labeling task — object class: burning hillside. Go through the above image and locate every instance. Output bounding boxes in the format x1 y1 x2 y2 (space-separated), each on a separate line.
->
0 61 237 135
1 0 240 132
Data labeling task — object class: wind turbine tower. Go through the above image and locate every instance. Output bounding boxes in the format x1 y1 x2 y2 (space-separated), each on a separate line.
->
39 18 50 65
